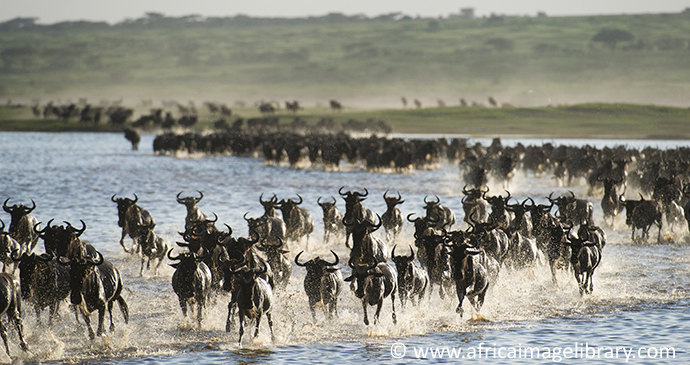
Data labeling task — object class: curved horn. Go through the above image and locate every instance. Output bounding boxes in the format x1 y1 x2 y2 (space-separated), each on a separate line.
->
0 219 4 232
371 214 383 231
360 187 369 197
504 190 512 201
569 191 575 199
407 245 415 260
168 248 181 261
259 193 268 204
26 199 36 213
243 212 251 221
294 250 307 266
224 223 233 236
397 191 402 202
433 195 440 204
338 186 347 196
111 194 118 203
207 212 218 223
326 250 339 266
86 251 104 266
317 196 324 207
132 193 139 204
407 213 419 222
391 244 398 258
195 190 203 202
176 241 190 247
292 194 303 205
176 191 184 203
462 184 470 195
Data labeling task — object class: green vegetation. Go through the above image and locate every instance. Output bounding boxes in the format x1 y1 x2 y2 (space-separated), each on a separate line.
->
1 11 690 107
2 103 689 139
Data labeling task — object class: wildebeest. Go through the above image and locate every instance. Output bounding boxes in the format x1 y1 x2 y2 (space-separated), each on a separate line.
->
461 185 490 225
112 194 155 254
14 251 70 325
135 221 168 276
276 195 314 248
169 248 213 329
484 190 513 230
381 191 404 243
231 259 274 344
259 193 282 219
339 187 375 249
343 215 387 265
600 177 624 226
294 250 343 319
256 239 291 291
0 220 20 273
2 198 40 256
562 225 602 295
59 251 129 339
619 194 663 242
413 228 453 299
329 99 342 111
548 191 594 226
176 191 207 230
422 195 455 231
317 196 345 245
0 273 29 357
445 234 499 316
390 245 428 307
344 258 397 325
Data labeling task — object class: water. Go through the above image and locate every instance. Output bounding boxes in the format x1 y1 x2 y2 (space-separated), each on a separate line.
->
0 132 688 364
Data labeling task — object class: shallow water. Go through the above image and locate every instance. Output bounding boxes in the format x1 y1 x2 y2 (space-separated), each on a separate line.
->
0 132 688 364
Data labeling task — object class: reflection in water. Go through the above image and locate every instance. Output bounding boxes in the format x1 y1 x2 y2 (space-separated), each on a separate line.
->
0 132 688 364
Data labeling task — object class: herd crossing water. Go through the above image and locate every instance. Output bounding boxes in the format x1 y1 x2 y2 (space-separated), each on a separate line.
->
0 132 688 364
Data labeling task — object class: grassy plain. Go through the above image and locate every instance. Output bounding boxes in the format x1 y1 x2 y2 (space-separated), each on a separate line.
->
1 11 690 107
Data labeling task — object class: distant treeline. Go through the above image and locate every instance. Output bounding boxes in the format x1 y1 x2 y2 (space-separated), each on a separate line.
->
1 12 450 31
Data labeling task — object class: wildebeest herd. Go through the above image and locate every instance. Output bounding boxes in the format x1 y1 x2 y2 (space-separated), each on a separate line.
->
1 134 690 359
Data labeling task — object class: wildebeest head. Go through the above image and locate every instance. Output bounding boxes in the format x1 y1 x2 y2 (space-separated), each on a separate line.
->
59 250 104 305
407 213 438 241
391 244 415 277
461 185 488 201
259 193 279 216
232 257 268 285
619 193 644 226
276 195 303 217
485 190 512 210
343 214 382 243
317 196 339 216
111 194 138 227
339 187 368 220
383 191 404 210
36 219 85 257
3 198 36 219
343 257 380 299
422 195 442 215
176 191 203 208
294 250 339 278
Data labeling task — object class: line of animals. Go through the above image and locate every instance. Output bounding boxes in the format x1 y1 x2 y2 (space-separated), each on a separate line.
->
6 177 683 358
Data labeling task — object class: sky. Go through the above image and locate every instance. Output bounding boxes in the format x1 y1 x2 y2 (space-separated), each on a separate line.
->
3 0 689 24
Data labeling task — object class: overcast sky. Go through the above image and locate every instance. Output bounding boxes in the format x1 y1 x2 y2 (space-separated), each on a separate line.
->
3 0 689 24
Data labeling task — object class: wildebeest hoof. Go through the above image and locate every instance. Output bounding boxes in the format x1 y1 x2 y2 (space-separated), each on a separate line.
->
456 306 463 315
363 318 369 326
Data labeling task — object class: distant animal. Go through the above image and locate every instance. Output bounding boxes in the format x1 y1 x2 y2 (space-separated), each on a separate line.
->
329 100 342 111
124 128 141 150
381 191 404 243
317 196 345 245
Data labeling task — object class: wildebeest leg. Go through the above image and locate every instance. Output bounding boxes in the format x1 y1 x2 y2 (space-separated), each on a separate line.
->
238 312 246 344
116 295 129 323
196 301 204 329
266 312 275 341
80 307 96 339
362 301 370 325
179 298 188 317
391 292 397 324
96 307 107 337
226 301 237 332
0 320 10 356
374 301 383 325
119 229 130 253
455 281 466 315
108 301 116 331
254 313 262 338
9 311 28 352
140 257 145 276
